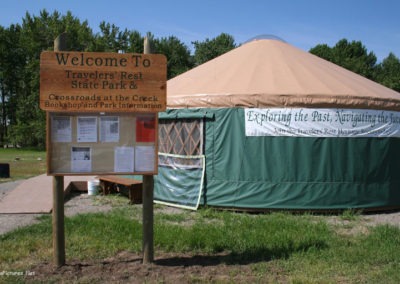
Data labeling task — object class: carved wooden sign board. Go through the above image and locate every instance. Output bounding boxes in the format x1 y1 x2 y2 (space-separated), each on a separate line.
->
40 51 167 175
40 51 167 112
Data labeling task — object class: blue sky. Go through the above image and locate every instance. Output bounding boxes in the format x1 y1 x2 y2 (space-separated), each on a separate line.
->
1 0 399 62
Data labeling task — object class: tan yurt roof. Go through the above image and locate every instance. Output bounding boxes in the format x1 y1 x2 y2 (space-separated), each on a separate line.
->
167 38 400 110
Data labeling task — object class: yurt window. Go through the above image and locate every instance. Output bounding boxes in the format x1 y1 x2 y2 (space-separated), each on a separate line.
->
158 119 203 156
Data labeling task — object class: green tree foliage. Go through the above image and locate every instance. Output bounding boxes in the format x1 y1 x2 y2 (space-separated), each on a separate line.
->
126 30 144 53
154 36 194 79
192 33 236 66
310 39 377 79
0 9 199 147
90 23 144 54
0 24 24 147
90 21 129 52
310 39 400 92
2 9 399 148
0 26 5 145
374 53 400 92
308 43 334 62
5 10 94 148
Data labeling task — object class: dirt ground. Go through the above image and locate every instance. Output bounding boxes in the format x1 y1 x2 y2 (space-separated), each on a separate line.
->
1 180 400 283
28 251 278 283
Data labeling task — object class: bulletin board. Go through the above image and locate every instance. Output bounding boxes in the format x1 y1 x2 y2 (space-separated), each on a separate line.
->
47 112 157 175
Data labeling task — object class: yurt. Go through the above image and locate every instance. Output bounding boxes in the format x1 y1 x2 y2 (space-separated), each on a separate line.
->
154 37 400 211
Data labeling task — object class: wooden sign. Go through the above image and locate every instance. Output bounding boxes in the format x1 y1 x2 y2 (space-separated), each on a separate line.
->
40 51 167 112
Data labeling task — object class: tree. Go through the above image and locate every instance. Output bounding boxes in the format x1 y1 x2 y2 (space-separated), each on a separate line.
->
90 21 129 52
0 25 8 146
2 11 191 146
0 24 24 146
8 10 94 148
125 30 144 53
192 33 236 66
310 39 377 79
154 36 193 79
308 43 334 62
374 53 400 92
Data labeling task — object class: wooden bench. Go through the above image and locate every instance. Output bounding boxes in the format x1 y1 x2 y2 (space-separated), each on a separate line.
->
97 175 143 204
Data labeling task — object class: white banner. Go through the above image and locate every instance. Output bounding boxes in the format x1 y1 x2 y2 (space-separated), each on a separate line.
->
245 108 400 137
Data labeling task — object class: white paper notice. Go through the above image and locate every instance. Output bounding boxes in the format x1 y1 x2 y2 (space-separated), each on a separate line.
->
71 146 92 172
135 145 155 172
51 116 72 142
77 117 97 142
114 146 134 172
100 116 119 142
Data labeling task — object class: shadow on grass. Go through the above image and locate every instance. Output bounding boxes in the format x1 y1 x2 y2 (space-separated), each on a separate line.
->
155 240 328 266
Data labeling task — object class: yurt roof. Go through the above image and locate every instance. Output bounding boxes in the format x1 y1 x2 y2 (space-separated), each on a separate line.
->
167 38 400 110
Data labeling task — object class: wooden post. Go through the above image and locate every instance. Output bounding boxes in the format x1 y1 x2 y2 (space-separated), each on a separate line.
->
142 36 155 264
52 33 67 267
54 32 67 52
142 174 154 263
52 175 65 266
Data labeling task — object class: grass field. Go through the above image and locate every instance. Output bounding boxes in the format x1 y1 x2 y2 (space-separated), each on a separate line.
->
0 148 46 182
1 148 400 282
0 196 399 283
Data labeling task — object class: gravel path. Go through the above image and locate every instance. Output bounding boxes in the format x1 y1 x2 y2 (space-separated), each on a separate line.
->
1 180 400 236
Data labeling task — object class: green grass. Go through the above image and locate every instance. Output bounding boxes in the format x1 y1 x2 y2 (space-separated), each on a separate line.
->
1 149 399 282
1 204 399 283
340 208 363 221
0 148 46 182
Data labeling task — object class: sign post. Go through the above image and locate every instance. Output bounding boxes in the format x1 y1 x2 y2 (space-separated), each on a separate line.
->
142 37 154 264
52 33 67 267
52 171 65 266
40 34 166 266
